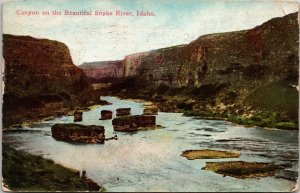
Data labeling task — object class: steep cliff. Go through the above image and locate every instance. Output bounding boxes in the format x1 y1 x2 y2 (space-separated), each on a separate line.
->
124 46 186 84
3 34 98 127
128 13 298 87
123 51 157 77
106 12 299 129
79 60 123 82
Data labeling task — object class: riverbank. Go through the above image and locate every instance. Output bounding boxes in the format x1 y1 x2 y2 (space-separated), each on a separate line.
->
124 95 298 130
3 99 111 131
2 144 103 192
99 79 298 130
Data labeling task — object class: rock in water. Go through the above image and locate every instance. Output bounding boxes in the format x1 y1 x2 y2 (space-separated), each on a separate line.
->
100 110 113 120
116 108 131 116
112 115 156 131
143 106 158 115
181 149 240 160
202 161 280 179
74 111 83 122
51 123 105 144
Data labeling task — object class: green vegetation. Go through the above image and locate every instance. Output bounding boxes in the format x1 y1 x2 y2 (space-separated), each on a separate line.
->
184 110 298 130
103 78 298 130
244 81 298 121
181 150 240 160
227 113 298 130
2 144 101 191
203 161 280 179
183 110 227 119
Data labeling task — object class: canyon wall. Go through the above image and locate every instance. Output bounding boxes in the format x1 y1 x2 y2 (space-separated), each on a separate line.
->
104 12 298 125
79 60 123 82
87 13 298 90
124 45 186 85
76 12 299 126
130 12 298 89
122 51 152 77
3 34 98 127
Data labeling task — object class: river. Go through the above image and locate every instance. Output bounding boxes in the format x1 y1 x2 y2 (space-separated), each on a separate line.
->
3 96 298 192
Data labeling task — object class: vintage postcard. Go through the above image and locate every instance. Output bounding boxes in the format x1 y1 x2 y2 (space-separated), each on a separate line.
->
1 0 299 192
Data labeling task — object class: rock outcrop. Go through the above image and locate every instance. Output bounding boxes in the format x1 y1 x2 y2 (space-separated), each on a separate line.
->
143 106 158 115
125 45 187 85
3 34 99 127
103 12 299 128
202 161 280 179
100 110 113 120
181 150 241 160
123 51 152 77
79 60 123 82
74 111 83 122
112 115 156 132
51 123 105 144
116 108 131 116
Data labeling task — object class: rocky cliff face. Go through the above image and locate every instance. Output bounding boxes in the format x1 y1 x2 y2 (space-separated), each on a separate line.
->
105 12 299 129
129 13 298 88
180 12 298 88
120 51 151 77
124 46 186 85
3 34 98 127
79 60 123 82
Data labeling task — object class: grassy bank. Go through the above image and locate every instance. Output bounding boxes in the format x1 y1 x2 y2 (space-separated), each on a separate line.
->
2 144 103 192
100 78 298 130
183 110 298 130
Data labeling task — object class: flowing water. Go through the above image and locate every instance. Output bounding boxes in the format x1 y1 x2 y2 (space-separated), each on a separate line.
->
3 96 298 192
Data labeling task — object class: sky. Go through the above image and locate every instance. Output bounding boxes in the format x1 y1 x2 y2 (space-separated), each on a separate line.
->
3 0 299 65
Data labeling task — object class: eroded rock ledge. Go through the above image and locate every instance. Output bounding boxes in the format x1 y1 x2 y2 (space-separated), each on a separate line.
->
181 149 240 160
112 115 158 132
51 123 105 144
202 161 280 179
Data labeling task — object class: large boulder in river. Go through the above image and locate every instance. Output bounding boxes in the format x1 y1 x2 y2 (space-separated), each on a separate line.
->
74 111 83 122
116 108 131 116
100 110 113 120
112 115 156 132
143 106 158 115
51 123 105 144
